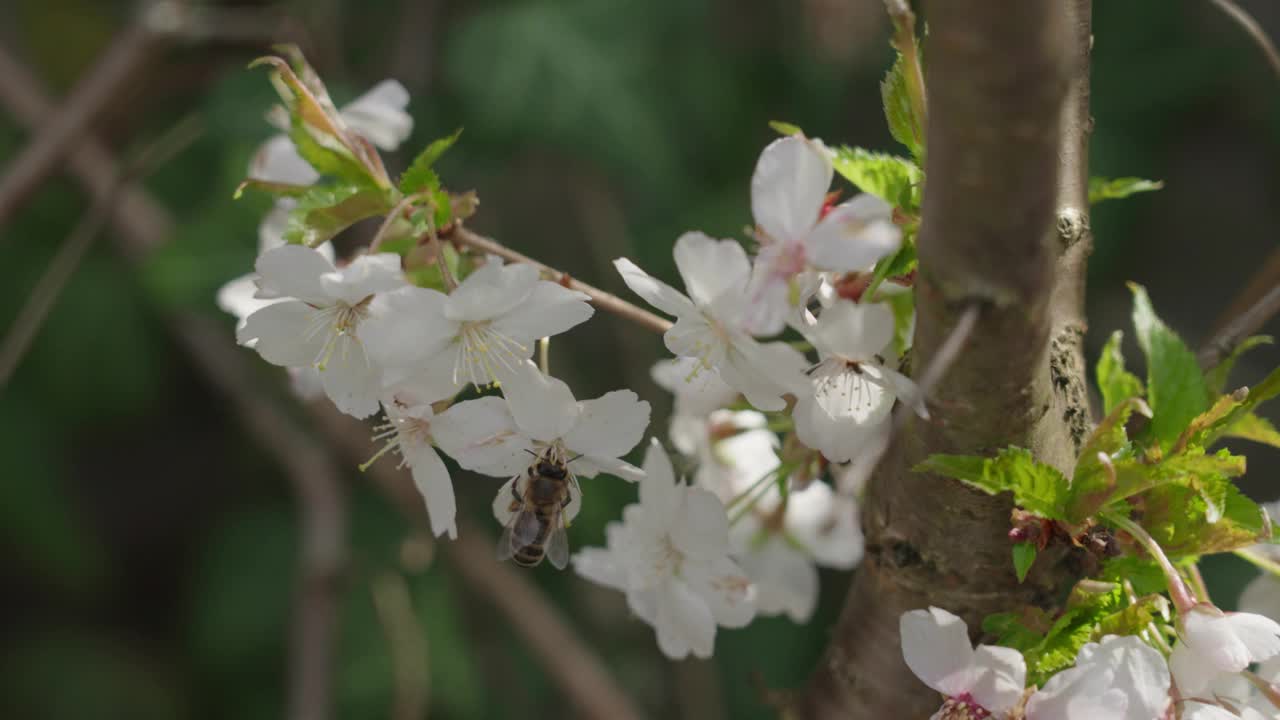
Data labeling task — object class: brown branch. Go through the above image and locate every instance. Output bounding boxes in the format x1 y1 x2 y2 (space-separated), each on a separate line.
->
0 115 200 391
0 42 348 720
0 23 161 229
800 1 1086 716
448 224 674 335
1208 0 1280 83
0 43 172 255
1200 284 1280 370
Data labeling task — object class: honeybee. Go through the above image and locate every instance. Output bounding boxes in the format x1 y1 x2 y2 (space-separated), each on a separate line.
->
496 449 580 569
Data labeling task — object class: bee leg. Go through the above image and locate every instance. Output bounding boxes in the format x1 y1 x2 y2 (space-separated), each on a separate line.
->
561 493 571 509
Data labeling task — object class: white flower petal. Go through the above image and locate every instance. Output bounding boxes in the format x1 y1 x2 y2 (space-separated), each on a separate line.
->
320 252 406 305
1184 608 1254 673
672 232 752 308
969 645 1027 713
686 555 756 628
361 285 455 386
570 454 645 481
655 579 716 660
804 194 900 272
490 281 594 342
750 136 831 243
249 134 319 185
1170 642 1218 698
405 443 457 539
1223 611 1280 663
562 390 650 460
808 299 895 360
432 396 532 476
613 257 698 319
670 487 731 561
237 300 326 367
1182 702 1243 720
786 483 864 569
572 545 628 591
638 439 682 521
340 79 413 150
257 199 295 253
318 334 382 418
737 537 818 623
217 273 275 328
255 245 335 305
900 607 978 698
445 262 539 323
500 361 580 442
1238 574 1280 623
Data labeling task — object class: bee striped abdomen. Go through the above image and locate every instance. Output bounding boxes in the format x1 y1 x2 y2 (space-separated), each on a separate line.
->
512 504 559 566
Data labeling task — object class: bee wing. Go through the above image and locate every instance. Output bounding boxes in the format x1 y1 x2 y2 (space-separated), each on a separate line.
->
496 523 517 562
563 473 583 524
546 521 570 570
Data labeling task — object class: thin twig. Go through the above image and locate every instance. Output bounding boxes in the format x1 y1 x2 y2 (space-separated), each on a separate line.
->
1208 0 1280 82
0 23 159 229
0 45 347 720
0 42 172 255
448 224 673 335
1198 284 1280 370
371 572 430 720
0 115 202 392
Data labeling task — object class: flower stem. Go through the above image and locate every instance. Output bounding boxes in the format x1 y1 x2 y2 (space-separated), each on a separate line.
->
883 0 927 151
369 194 421 253
447 225 673 335
1102 510 1198 613
1234 546 1280 578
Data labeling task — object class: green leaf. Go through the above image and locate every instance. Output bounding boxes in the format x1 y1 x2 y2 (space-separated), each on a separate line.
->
399 129 463 196
1097 330 1145 414
865 240 917 302
1201 366 1280 448
915 447 1069 520
768 120 804 136
886 289 915 357
1140 478 1266 556
1204 335 1272 395
1013 542 1037 583
881 50 923 160
829 146 922 209
1099 555 1167 596
1067 398 1150 521
1129 283 1210 449
983 609 1050 652
284 185 395 246
1088 177 1164 204
1223 411 1280 449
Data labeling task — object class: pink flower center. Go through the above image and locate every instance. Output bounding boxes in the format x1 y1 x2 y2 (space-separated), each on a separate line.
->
937 694 991 720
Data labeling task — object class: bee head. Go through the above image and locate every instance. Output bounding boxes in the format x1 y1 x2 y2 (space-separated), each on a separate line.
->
537 460 568 479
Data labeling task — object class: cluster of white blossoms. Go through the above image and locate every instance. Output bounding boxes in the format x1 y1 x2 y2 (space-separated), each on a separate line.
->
902 604 1280 719
220 80 652 541
567 135 920 652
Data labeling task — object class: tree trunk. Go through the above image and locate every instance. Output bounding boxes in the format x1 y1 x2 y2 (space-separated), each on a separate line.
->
799 1 1094 716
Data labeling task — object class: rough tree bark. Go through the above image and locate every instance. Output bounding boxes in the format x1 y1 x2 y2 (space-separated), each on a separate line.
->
799 1 1094 717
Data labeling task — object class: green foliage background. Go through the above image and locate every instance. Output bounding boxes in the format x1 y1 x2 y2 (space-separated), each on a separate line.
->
1 0 1278 718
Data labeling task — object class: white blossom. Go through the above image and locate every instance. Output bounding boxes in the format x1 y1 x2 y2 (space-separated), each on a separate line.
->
1024 635 1170 720
615 232 807 411
650 357 738 455
360 260 594 400
1170 605 1280 698
793 299 916 462
572 440 755 659
485 360 650 482
900 607 1026 719
249 78 414 186
368 389 522 539
236 246 406 417
744 136 900 335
